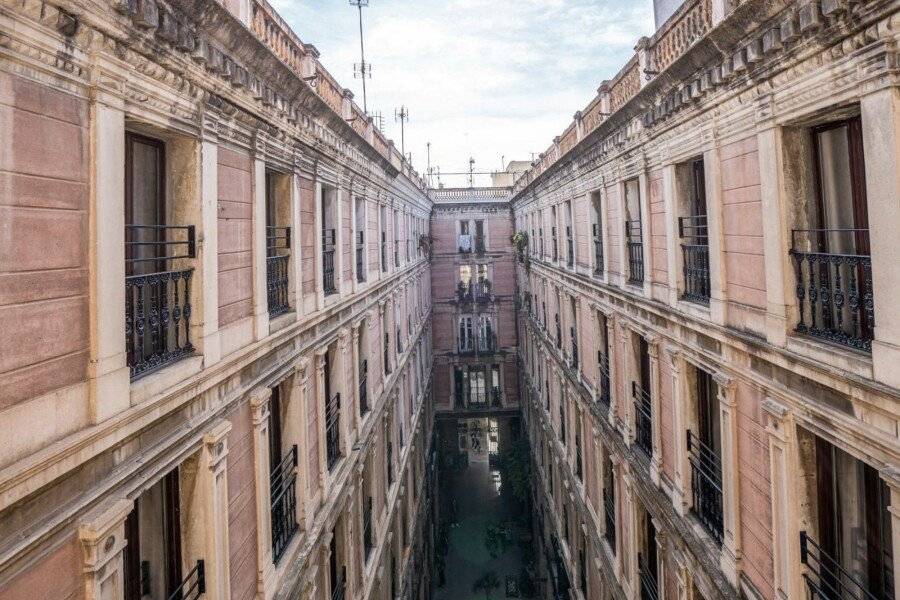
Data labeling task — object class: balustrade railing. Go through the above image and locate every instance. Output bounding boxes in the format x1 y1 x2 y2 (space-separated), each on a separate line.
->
800 531 891 600
125 224 196 379
323 228 336 295
166 559 205 600
679 215 710 304
626 219 644 284
687 430 723 544
632 382 653 456
326 393 341 470
270 445 299 562
266 226 291 317
790 229 874 351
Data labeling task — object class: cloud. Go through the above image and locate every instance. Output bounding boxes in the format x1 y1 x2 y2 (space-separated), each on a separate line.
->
271 0 653 185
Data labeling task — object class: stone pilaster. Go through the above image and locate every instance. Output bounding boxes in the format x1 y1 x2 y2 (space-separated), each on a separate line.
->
648 337 663 486
251 138 270 340
716 373 741 586
249 386 276 597
668 349 690 516
78 498 133 600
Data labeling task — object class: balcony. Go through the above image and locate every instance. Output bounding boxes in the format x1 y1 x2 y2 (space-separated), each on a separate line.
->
458 332 497 356
359 359 369 415
167 559 205 600
326 392 341 470
632 382 652 456
603 488 616 550
790 228 874 352
323 228 337 295
626 219 644 284
679 214 710 304
597 351 611 408
637 554 659 600
356 231 365 283
363 496 374 560
266 226 291 317
125 224 196 379
687 431 723 545
270 445 299 562
800 531 891 600
455 281 492 304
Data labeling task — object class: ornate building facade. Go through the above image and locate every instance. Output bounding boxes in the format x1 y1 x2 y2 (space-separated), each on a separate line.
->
511 0 900 599
0 0 435 599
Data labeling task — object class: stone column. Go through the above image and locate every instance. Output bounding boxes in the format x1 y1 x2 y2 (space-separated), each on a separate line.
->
249 387 276 597
251 137 270 340
609 452 623 580
289 156 304 318
638 170 653 297
757 126 793 348
87 86 130 423
179 420 233 600
606 314 618 427
289 357 311 529
79 498 133 600
716 374 741 586
352 323 362 433
668 349 689 516
315 350 329 496
339 328 352 453
654 524 668 600
336 186 347 295
671 549 695 600
881 467 900 591
704 144 727 325
193 115 222 366
619 321 633 442
635 36 651 88
860 88 900 389
621 468 637 600
662 163 679 307
648 338 663 485
762 397 803 600
314 181 325 311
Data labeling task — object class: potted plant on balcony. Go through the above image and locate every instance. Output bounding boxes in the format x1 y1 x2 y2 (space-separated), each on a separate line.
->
511 231 528 261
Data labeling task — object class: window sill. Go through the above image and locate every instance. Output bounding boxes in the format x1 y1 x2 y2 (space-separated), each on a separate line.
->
130 355 204 406
269 310 297 334
786 334 873 380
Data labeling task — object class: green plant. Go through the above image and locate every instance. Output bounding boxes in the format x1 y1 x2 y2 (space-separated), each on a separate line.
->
418 234 433 259
500 435 532 506
484 521 513 559
472 571 501 600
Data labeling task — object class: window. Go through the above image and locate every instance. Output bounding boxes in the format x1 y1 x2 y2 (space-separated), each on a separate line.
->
632 336 652 455
355 197 366 283
602 451 616 553
677 158 710 304
321 185 337 295
458 315 474 352
124 133 195 379
591 192 604 276
792 117 873 351
624 178 644 284
359 328 369 415
799 432 894 600
324 349 341 470
564 201 574 268
266 171 291 317
596 312 611 407
637 509 659 600
551 205 559 262
687 368 722 544
393 209 400 268
124 468 184 600
474 219 485 255
380 205 388 273
569 297 578 370
269 385 299 562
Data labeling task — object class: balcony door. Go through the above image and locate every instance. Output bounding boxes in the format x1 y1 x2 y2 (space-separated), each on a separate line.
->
124 468 182 600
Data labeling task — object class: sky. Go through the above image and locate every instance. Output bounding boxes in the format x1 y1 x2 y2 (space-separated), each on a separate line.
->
270 0 654 186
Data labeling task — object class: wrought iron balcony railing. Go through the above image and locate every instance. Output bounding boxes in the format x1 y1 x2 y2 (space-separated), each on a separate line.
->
323 228 337 295
166 559 205 600
266 226 291 317
632 381 653 456
326 392 341 470
359 359 369 415
474 235 486 255
800 531 892 600
597 351 611 408
687 430 723 545
626 219 644 284
270 445 299 562
455 281 492 304
356 231 365 283
790 229 874 352
638 554 659 600
125 224 196 379
383 332 391 375
570 327 579 370
603 488 616 550
679 214 710 304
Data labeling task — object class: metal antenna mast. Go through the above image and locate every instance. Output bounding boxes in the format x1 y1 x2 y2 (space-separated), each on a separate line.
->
426 142 432 187
394 106 409 156
372 111 385 131
350 0 371 113
468 157 475 188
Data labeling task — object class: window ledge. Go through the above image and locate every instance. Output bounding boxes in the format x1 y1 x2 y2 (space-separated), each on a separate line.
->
785 334 873 380
130 355 204 406
269 310 297 334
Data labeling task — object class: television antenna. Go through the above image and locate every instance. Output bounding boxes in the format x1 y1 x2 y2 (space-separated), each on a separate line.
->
349 0 371 113
394 106 409 156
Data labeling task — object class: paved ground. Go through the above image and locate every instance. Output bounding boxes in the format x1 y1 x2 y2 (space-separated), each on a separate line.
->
435 419 526 600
